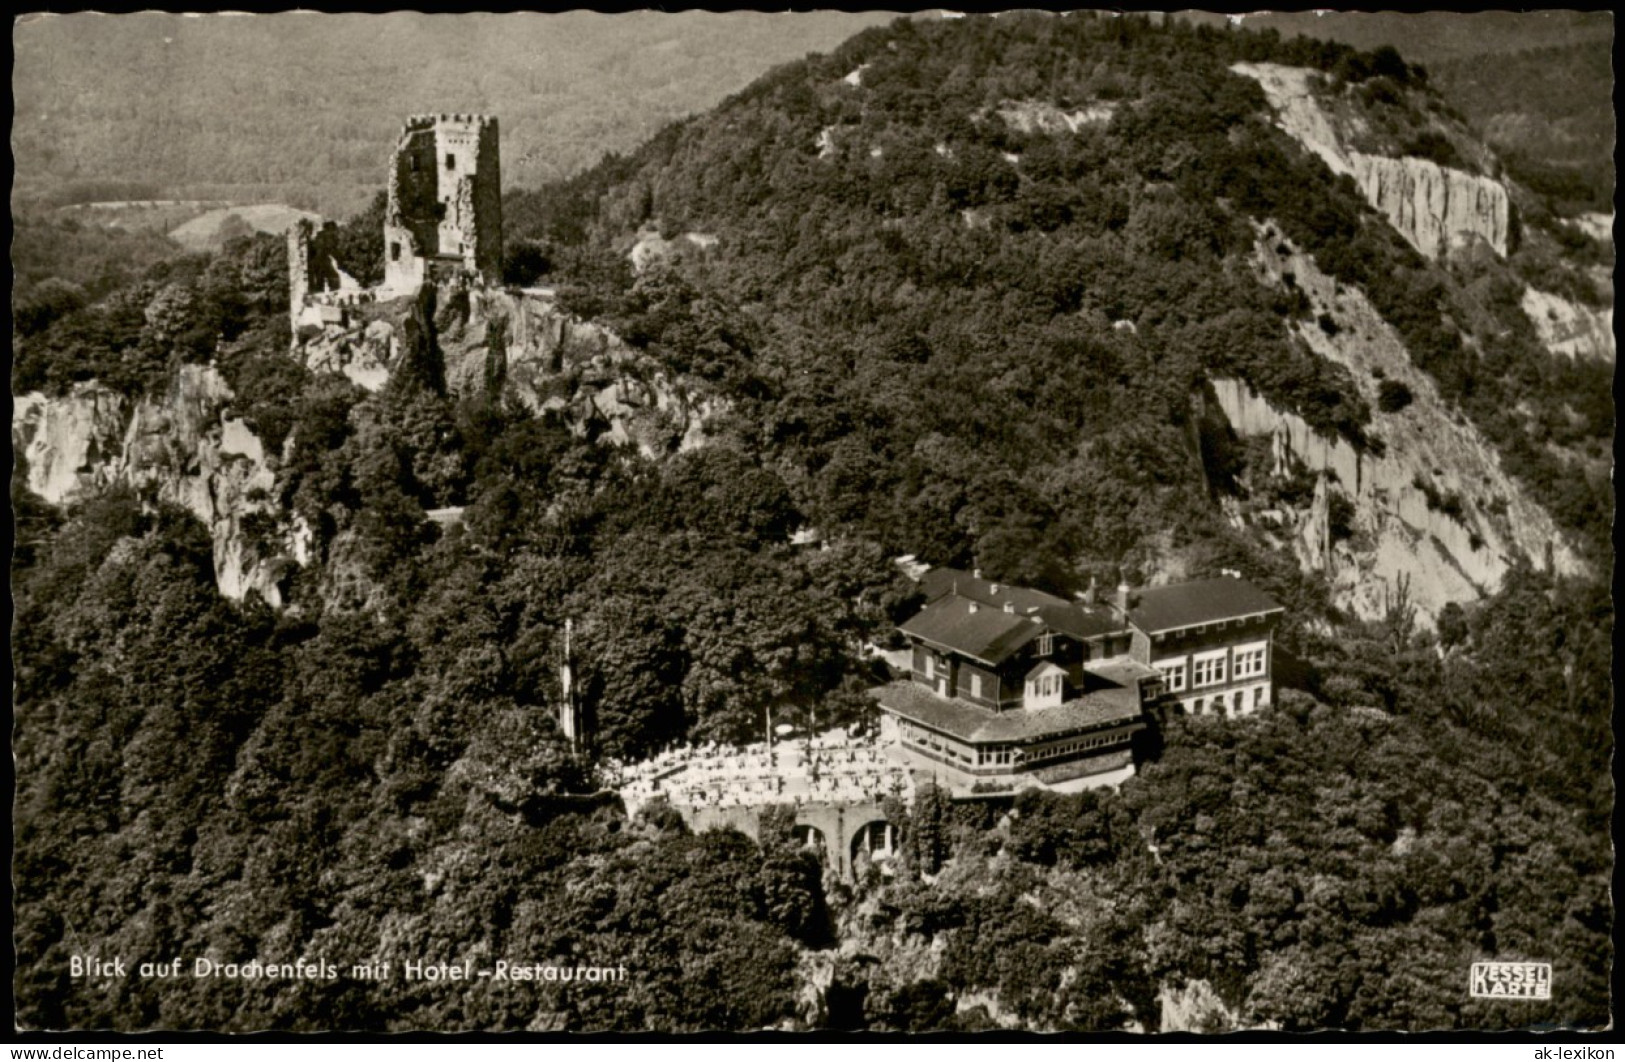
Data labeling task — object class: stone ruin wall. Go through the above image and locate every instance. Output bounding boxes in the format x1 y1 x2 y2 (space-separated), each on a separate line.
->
383 120 440 295
381 114 502 295
287 218 349 332
470 117 503 279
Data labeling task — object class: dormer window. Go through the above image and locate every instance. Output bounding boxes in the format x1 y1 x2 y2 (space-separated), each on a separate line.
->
1024 663 1065 708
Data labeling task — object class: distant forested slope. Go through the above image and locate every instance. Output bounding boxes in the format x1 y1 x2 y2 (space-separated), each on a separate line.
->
1189 10 1612 62
12 10 895 215
1428 40 1616 216
1180 11 1615 215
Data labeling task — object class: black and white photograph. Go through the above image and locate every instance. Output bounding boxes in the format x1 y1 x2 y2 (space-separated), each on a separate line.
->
9 9 1614 1037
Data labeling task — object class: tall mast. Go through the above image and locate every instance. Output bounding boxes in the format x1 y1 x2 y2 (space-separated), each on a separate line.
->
560 618 578 752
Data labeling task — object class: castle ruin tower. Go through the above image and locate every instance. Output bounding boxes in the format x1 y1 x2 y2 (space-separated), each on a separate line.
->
381 113 503 296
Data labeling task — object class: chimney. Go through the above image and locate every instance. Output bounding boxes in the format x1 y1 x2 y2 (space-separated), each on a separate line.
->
968 601 979 614
1115 581 1132 615
1082 575 1098 606
972 568 983 580
1003 602 1015 613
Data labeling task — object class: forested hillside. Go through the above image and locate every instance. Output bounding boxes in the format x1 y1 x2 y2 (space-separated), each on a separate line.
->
12 12 1612 1033
503 12 1611 572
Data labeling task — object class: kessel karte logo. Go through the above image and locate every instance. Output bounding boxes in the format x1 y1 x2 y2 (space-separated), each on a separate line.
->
1470 961 1552 999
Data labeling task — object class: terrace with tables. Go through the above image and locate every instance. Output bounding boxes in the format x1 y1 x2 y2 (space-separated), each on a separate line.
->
612 727 914 818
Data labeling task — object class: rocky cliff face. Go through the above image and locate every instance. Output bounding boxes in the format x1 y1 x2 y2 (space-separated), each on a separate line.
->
1519 287 1615 362
1158 979 1252 1034
1209 228 1582 626
13 386 128 504
17 285 719 608
1232 62 1510 259
13 365 309 606
293 282 722 460
1348 153 1509 258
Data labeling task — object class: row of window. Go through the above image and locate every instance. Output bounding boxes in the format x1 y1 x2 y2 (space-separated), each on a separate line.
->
899 722 974 765
1027 672 1063 699
1192 653 1226 687
1234 646 1266 679
1026 732 1123 764
919 654 999 702
407 152 464 173
1152 616 1260 643
1187 686 1267 715
1155 641 1268 692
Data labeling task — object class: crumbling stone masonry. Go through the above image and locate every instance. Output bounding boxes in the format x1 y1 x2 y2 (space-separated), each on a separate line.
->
287 218 347 333
382 113 503 296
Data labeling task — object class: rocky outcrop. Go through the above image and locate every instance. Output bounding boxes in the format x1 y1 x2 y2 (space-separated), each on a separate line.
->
1210 228 1583 626
1569 212 1613 244
13 365 306 606
1520 287 1615 362
14 386 129 504
296 283 722 461
1348 153 1509 258
992 99 1115 134
628 229 718 274
1158 979 1246 1034
297 313 398 390
11 283 724 609
1230 62 1351 174
1232 62 1510 259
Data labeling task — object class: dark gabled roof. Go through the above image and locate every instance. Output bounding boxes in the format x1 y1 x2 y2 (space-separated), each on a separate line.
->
1129 576 1283 634
900 594 1044 665
918 568 1071 613
916 568 1127 642
1034 602 1125 641
872 680 1145 743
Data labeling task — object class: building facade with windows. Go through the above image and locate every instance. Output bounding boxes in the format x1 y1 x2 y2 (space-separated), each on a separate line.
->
872 567 1283 794
1126 577 1284 718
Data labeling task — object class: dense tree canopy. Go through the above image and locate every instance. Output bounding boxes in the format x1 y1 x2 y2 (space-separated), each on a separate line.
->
11 11 1611 1033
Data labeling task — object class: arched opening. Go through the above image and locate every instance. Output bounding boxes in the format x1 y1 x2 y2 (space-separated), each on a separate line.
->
793 823 826 857
849 820 898 866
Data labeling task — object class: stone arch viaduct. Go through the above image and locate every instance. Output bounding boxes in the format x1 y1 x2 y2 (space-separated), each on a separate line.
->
681 801 898 881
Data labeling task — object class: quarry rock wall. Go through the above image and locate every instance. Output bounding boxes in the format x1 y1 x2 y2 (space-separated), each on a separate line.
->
1210 228 1581 626
1231 62 1509 259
